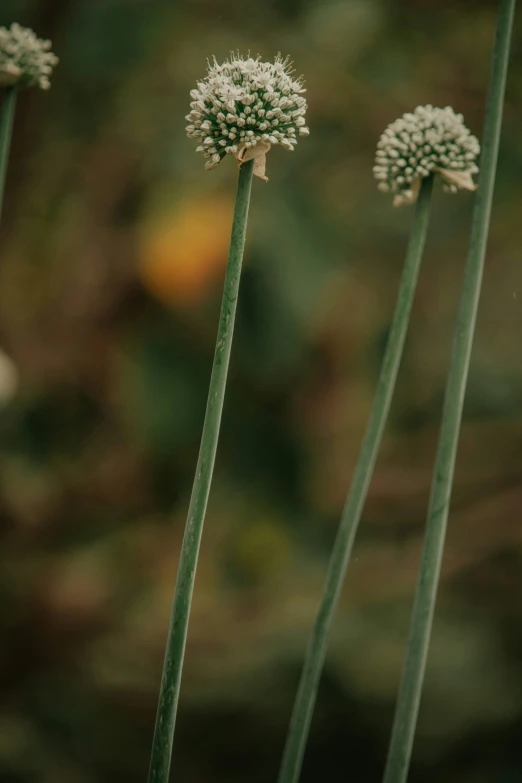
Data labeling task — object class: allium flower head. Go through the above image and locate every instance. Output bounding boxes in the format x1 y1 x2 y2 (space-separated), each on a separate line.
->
0 23 58 90
373 105 480 207
186 53 309 181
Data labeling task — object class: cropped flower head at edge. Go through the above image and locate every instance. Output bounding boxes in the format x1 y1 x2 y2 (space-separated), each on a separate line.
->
374 105 480 207
186 53 309 181
0 23 58 90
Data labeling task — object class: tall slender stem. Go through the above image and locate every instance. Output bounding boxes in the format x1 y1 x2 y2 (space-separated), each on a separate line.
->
148 159 254 783
382 3 516 782
278 176 434 783
0 87 17 224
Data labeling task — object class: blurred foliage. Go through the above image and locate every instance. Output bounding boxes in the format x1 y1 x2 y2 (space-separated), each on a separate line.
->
1 0 522 781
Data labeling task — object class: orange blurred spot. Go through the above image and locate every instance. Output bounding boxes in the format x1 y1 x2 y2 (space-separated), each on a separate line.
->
139 195 234 306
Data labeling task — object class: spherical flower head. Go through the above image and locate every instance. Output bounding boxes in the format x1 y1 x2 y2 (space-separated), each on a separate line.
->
373 105 480 207
0 23 58 90
185 53 309 181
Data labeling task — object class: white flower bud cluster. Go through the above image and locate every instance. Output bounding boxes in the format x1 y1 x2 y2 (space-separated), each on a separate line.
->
185 53 309 171
373 105 480 206
0 23 58 90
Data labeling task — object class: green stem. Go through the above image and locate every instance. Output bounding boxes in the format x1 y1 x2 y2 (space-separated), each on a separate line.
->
147 158 254 783
0 87 17 223
382 3 516 783
278 176 434 783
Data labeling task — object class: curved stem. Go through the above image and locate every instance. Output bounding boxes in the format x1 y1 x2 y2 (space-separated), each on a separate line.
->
278 176 434 783
0 87 17 224
147 159 254 783
382 3 516 782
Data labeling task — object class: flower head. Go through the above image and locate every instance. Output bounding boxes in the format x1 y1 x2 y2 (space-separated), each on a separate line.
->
186 53 309 181
373 105 480 207
0 23 58 90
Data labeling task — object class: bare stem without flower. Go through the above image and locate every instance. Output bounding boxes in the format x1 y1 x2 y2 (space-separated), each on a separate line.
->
383 3 516 782
278 176 434 783
0 87 17 223
148 159 254 783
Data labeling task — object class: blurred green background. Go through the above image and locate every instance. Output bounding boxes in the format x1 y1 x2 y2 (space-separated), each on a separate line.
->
1 0 522 781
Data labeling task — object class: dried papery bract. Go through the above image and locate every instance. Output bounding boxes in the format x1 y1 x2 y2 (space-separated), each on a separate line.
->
374 105 480 206
0 62 21 86
186 53 309 180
